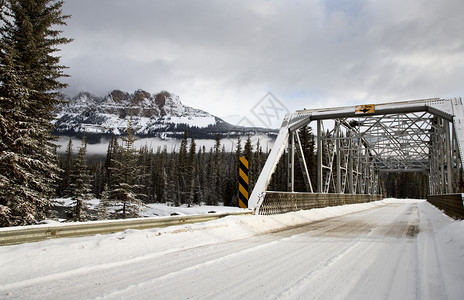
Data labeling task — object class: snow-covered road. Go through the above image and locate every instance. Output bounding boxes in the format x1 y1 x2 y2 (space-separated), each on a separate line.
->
1 199 463 299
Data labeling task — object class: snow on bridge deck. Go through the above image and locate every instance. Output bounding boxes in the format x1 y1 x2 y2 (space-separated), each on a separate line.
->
0 199 463 299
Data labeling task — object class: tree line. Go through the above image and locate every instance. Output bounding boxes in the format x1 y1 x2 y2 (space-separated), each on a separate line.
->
56 121 274 220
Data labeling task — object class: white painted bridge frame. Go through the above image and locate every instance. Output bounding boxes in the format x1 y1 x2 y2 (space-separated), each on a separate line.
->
249 98 464 213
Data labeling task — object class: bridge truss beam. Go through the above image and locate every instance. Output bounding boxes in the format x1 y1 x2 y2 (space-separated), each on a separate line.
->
249 98 464 213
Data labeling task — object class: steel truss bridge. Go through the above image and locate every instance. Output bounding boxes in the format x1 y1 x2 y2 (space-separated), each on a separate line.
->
249 98 464 214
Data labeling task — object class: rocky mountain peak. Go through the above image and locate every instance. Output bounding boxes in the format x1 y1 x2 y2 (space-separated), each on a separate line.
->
155 90 170 108
132 89 151 106
53 89 219 138
52 89 277 140
109 90 130 103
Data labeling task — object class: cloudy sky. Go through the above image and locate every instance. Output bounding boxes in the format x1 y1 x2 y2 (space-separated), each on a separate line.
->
59 0 464 127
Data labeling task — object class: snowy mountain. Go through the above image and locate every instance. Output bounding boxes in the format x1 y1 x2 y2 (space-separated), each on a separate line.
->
53 90 276 140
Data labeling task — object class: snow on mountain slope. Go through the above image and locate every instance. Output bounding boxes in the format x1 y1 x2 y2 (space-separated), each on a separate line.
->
53 90 223 137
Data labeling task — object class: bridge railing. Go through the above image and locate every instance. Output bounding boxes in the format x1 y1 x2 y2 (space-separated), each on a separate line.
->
427 194 464 219
258 192 383 215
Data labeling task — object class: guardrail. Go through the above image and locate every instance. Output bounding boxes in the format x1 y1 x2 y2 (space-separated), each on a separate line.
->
427 194 464 219
258 192 383 215
0 210 253 246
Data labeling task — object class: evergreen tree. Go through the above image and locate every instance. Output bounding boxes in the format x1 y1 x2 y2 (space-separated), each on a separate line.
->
197 146 207 203
166 150 179 206
57 138 73 197
178 131 189 204
91 161 105 199
252 139 264 190
96 183 110 218
138 145 154 203
212 134 223 205
154 147 168 203
186 138 196 207
243 134 253 188
104 136 118 191
107 119 144 218
292 126 316 192
0 0 71 226
206 147 215 205
69 137 92 221
234 136 243 204
299 126 316 185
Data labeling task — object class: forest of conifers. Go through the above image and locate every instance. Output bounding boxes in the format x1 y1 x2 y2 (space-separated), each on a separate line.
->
56 122 429 221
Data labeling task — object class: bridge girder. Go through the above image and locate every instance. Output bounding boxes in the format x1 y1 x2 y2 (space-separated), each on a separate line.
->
249 98 464 212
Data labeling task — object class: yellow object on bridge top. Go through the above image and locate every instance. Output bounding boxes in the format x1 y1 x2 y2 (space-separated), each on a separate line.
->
355 104 375 114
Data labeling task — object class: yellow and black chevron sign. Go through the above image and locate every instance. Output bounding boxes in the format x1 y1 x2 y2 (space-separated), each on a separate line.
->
238 156 249 208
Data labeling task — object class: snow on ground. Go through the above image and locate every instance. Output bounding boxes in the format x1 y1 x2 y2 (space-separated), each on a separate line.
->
0 199 463 299
139 203 244 217
52 197 245 221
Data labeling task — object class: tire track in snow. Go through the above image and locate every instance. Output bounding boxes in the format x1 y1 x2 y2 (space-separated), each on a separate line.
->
4 200 456 299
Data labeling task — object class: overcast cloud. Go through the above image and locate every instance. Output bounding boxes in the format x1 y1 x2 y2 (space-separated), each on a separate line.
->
59 0 464 127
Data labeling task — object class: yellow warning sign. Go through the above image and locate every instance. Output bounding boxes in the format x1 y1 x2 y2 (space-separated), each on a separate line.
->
355 104 375 114
238 156 249 208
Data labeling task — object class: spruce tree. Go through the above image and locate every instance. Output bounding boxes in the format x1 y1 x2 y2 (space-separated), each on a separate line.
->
69 137 92 221
186 138 196 207
178 131 188 204
206 147 215 205
59 138 73 197
252 139 264 190
138 145 154 203
243 134 253 186
166 150 179 205
108 119 144 218
154 147 168 203
0 0 71 226
229 136 242 206
212 134 223 205
92 161 105 199
104 136 118 191
197 146 207 203
294 126 316 191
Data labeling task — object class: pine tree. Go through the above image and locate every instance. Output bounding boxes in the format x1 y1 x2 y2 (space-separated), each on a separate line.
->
197 146 207 204
104 136 118 191
212 134 223 205
205 147 215 205
107 119 144 218
252 139 264 190
293 126 316 192
186 138 196 207
0 0 71 226
154 147 168 203
138 145 154 203
59 138 73 197
243 134 253 186
91 161 105 199
69 137 92 221
178 131 189 204
97 184 110 219
231 136 243 206
243 135 253 161
166 150 179 205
